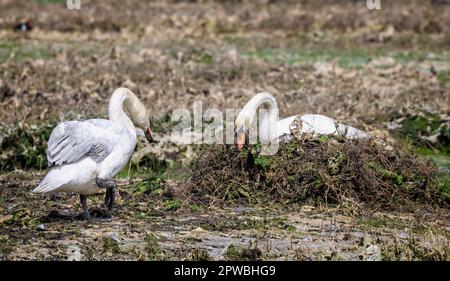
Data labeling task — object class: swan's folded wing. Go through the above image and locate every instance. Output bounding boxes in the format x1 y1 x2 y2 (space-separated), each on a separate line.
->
47 120 115 167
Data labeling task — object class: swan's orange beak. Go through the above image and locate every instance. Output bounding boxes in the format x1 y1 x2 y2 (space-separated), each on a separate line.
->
236 131 246 151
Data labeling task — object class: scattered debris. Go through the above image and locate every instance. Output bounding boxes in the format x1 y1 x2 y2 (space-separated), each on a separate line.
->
185 135 448 210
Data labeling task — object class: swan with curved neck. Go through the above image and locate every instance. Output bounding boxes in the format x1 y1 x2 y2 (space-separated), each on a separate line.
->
235 92 367 150
33 87 153 222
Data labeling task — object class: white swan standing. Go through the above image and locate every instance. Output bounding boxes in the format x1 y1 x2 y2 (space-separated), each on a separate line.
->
235 92 368 150
33 87 154 222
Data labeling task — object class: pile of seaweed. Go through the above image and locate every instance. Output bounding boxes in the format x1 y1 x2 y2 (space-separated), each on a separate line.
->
183 135 449 210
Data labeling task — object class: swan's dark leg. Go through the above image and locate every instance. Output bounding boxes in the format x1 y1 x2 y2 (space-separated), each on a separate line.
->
80 194 92 223
106 186 115 217
96 178 116 218
105 187 112 207
96 178 115 189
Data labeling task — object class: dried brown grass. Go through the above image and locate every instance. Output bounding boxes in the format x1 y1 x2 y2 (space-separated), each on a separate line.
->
183 135 448 210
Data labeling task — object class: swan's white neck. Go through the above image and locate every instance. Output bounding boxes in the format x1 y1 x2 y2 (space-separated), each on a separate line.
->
108 88 140 137
236 92 279 142
238 92 278 125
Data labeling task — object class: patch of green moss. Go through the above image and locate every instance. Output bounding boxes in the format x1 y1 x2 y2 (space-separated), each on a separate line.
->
4 209 39 227
318 135 330 143
328 151 346 175
382 238 448 261
195 53 213 65
436 70 450 86
241 48 375 68
389 112 449 154
0 41 49 63
254 155 271 169
240 48 450 69
0 121 55 170
223 243 262 261
164 199 181 210
415 147 450 197
369 161 406 188
189 204 200 212
364 217 387 228
132 212 147 221
102 236 120 254
144 233 162 259
35 0 66 4
224 182 254 202
132 174 167 194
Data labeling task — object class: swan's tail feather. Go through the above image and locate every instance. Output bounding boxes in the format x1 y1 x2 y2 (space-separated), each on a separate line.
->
33 180 61 194
32 170 66 194
32 183 47 193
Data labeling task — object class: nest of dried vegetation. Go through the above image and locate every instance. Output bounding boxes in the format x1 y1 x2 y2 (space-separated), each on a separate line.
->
182 135 449 210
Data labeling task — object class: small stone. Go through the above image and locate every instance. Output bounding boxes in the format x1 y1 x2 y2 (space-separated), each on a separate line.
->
399 232 409 240
0 214 13 224
229 207 254 213
370 57 396 68
300 205 315 212
67 245 82 261
365 245 382 261
107 233 120 242
192 227 206 235
362 235 373 246
37 224 45 231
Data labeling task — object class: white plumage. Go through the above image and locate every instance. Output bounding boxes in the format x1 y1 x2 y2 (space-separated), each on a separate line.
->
33 119 135 195
235 92 367 149
275 114 368 140
33 87 153 221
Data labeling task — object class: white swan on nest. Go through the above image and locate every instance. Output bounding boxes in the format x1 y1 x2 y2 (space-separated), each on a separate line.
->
32 87 154 222
235 92 368 150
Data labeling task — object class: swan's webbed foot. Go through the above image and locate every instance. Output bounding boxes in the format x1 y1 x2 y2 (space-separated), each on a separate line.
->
80 194 92 223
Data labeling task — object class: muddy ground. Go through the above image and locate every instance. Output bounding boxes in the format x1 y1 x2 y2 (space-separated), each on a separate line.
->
1 171 449 261
0 0 449 260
